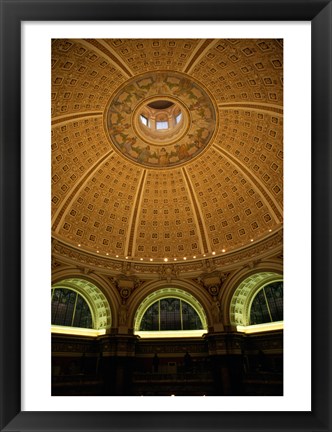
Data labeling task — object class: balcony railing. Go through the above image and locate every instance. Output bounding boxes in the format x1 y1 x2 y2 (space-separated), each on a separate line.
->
133 371 213 383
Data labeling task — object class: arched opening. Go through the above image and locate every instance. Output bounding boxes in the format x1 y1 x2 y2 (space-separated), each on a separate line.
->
229 272 283 333
52 288 93 329
139 99 182 132
249 281 283 325
134 287 208 338
51 278 112 336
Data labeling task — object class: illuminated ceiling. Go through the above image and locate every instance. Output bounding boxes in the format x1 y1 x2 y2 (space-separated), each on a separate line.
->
51 39 283 265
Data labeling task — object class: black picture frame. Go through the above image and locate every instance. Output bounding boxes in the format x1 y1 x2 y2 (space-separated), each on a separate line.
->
0 0 331 431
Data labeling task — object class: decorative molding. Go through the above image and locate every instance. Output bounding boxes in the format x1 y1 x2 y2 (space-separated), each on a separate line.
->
51 111 102 127
52 150 114 231
218 102 283 116
52 229 283 278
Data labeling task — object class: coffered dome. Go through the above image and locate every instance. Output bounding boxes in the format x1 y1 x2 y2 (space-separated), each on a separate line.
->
51 38 283 265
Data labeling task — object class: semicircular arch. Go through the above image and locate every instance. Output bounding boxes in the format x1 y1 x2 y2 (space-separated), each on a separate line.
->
52 269 121 326
133 286 208 332
229 271 283 326
128 279 212 328
52 277 112 330
220 260 283 325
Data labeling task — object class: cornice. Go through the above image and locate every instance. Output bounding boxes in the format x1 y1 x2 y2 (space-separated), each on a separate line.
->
52 227 283 278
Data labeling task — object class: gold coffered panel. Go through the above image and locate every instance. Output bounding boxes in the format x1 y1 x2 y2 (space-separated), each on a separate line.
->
103 39 203 74
52 38 283 263
190 39 283 104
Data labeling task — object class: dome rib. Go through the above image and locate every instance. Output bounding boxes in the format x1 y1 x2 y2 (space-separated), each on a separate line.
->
183 39 216 74
181 167 211 254
218 103 283 114
125 169 147 258
52 150 114 232
51 112 103 128
79 39 134 78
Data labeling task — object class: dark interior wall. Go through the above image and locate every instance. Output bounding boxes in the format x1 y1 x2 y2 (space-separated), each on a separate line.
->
51 330 283 396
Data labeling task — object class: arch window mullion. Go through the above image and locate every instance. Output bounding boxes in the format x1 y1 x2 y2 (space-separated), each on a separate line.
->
250 289 268 325
63 291 74 326
158 300 161 331
139 297 203 332
74 296 82 327
180 299 183 330
249 281 283 325
269 283 283 321
265 285 275 321
75 298 93 328
262 287 273 322
71 292 79 327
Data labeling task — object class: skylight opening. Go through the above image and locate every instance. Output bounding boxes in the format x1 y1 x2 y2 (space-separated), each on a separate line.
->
140 114 148 126
156 121 169 130
175 113 182 124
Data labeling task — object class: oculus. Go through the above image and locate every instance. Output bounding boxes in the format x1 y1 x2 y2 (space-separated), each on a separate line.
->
105 71 217 168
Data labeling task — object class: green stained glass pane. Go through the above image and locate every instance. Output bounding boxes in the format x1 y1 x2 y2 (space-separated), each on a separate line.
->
51 288 93 329
250 281 283 324
160 298 181 330
139 297 203 331
140 302 159 330
266 282 283 321
73 295 93 328
250 289 270 324
182 302 203 330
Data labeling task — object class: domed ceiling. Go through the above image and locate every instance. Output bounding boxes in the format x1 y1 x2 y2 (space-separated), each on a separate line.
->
51 38 283 265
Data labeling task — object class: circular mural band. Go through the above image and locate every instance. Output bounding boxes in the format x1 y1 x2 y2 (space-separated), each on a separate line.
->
105 71 217 168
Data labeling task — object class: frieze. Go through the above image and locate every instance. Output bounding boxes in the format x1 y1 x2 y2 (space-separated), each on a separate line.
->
52 229 282 278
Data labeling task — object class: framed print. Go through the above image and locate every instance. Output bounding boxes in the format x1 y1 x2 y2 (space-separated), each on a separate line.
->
0 0 331 431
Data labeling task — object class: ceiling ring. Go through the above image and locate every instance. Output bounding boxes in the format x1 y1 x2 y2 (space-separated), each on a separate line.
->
104 70 218 169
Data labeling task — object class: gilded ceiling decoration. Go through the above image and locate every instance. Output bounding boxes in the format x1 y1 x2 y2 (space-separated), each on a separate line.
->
51 38 283 264
105 71 217 168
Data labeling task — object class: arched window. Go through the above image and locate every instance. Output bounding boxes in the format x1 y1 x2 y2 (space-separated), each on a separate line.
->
134 288 208 338
140 298 203 331
51 288 93 329
140 114 148 126
249 281 283 325
175 112 182 124
51 278 112 335
229 272 283 333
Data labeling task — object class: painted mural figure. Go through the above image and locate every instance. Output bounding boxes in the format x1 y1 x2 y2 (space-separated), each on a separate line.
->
106 71 216 168
176 143 189 160
137 145 151 163
123 137 137 154
158 147 169 166
111 122 131 136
